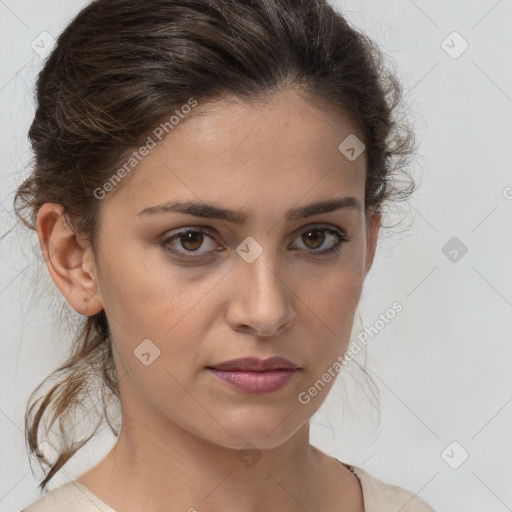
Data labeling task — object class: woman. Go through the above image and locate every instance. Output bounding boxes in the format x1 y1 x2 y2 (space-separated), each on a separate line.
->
16 0 436 510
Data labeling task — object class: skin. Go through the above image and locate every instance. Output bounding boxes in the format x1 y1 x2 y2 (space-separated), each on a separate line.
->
37 88 380 512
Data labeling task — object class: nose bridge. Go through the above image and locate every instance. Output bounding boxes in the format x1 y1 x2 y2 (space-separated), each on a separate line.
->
238 238 285 301
231 236 294 333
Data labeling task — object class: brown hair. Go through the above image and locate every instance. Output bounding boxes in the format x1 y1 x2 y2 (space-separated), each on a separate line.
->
13 0 417 491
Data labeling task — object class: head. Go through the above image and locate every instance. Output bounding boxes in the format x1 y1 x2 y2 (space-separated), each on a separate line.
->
15 0 416 490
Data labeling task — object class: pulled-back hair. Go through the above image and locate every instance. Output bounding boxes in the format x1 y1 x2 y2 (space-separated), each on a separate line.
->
14 0 417 491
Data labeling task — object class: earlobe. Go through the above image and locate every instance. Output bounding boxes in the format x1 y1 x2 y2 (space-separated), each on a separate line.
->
36 203 103 316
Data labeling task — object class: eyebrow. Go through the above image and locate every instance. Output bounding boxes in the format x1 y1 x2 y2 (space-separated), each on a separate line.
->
136 196 362 223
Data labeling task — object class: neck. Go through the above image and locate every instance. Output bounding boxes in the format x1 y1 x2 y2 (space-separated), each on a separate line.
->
81 382 330 512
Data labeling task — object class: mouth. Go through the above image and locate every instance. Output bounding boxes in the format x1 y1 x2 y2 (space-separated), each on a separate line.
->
206 356 300 394
208 356 300 371
207 368 298 394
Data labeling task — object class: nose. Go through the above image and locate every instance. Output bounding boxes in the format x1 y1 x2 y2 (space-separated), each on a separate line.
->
226 250 296 337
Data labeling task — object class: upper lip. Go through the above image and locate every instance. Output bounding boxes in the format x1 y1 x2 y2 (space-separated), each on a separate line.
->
208 356 300 371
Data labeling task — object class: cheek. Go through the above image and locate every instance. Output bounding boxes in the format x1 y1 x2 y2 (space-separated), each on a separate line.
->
99 255 214 378
98 247 204 333
302 259 366 364
307 277 362 357
306 250 365 327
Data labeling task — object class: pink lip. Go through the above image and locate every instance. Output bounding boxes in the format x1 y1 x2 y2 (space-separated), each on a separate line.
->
207 356 300 394
207 368 297 394
208 356 299 371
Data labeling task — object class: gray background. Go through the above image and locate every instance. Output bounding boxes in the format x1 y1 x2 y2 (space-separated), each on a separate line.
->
1 1 511 511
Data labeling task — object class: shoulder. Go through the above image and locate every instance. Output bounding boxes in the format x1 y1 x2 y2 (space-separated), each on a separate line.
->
21 480 116 512
349 465 437 512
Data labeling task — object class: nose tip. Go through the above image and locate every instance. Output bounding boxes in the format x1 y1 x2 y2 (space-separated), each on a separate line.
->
227 258 296 337
236 319 292 337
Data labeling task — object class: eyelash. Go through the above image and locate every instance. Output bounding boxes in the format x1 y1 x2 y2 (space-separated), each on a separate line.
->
159 223 348 260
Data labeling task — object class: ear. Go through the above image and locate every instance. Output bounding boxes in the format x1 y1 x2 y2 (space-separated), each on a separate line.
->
364 210 381 276
36 203 103 316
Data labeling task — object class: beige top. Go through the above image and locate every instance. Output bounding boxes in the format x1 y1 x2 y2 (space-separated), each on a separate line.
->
21 462 437 512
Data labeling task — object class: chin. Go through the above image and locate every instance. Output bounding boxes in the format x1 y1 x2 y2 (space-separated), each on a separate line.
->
197 417 304 453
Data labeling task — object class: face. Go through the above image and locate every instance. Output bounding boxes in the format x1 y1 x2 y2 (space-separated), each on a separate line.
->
42 89 380 451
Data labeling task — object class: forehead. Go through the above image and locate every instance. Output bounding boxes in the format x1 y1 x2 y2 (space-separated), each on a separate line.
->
102 89 367 217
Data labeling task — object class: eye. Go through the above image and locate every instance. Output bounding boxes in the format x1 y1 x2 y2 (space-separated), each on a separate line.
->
289 224 348 257
159 224 348 258
160 227 221 256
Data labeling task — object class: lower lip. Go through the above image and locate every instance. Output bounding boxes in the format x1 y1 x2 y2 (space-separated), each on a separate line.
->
207 368 297 394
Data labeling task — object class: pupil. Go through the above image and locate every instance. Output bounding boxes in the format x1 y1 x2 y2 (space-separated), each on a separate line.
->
303 229 324 249
182 232 203 251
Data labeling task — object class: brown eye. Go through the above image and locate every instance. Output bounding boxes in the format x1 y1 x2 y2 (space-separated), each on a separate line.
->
179 231 204 251
160 224 347 260
301 229 326 249
290 225 347 256
161 228 220 255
